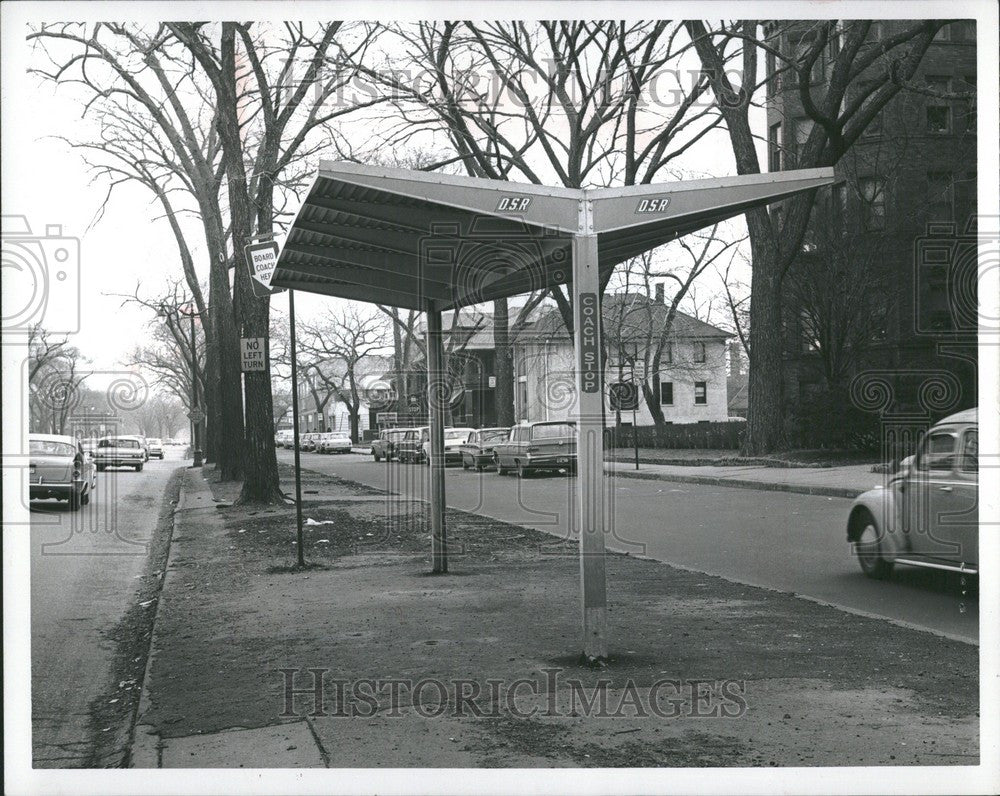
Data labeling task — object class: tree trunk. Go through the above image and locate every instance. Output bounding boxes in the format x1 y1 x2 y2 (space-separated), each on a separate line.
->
493 298 515 426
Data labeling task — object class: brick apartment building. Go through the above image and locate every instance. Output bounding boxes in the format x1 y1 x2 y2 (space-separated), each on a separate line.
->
764 19 977 441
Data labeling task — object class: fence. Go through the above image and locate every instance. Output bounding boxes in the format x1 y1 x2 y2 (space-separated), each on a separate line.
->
605 421 745 450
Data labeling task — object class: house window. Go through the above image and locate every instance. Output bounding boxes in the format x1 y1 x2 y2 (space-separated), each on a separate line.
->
832 183 847 231
659 381 674 406
768 122 782 172
694 341 706 363
859 177 886 230
793 117 814 162
665 342 673 365
766 49 777 95
960 75 976 132
927 171 955 222
694 382 707 405
926 76 951 133
951 20 976 41
828 22 842 60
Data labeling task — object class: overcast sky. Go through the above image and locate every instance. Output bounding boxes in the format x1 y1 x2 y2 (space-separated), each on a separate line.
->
3 3 777 386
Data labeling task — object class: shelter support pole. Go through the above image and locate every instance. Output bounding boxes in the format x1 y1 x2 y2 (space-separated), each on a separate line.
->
425 302 448 574
572 227 608 661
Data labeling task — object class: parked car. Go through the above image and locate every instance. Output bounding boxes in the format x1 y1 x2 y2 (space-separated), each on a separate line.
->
396 427 429 464
147 438 164 459
317 432 353 454
275 430 294 448
371 428 408 462
493 421 577 477
119 435 150 461
460 427 511 471
300 433 320 452
80 438 98 457
29 434 97 510
422 427 476 465
94 435 146 471
847 408 978 579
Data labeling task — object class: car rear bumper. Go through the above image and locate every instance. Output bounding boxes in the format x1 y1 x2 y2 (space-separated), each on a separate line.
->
525 454 576 470
30 480 83 499
95 458 143 467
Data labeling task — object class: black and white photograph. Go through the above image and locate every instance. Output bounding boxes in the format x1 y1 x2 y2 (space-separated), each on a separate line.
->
2 1 997 793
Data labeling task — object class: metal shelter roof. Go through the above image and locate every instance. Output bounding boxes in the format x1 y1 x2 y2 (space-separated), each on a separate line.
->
272 161 836 310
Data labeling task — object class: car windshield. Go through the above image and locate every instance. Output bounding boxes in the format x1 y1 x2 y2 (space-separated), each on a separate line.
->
481 430 509 443
100 438 140 449
532 423 575 440
30 440 77 457
149 439 162 445
445 429 473 441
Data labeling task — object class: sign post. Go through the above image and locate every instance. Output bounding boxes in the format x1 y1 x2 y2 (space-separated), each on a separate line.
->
244 236 302 566
609 380 640 471
572 216 608 662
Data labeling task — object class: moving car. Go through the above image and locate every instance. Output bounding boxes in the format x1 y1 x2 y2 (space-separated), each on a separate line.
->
396 427 429 464
493 421 577 478
422 427 476 465
29 434 97 510
371 428 408 462
147 438 165 459
847 408 978 579
317 432 353 454
94 436 146 471
460 427 511 471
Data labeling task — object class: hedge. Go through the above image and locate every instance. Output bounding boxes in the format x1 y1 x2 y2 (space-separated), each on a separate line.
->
605 421 745 450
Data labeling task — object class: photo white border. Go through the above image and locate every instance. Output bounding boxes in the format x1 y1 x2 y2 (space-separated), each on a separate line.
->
3 1 997 794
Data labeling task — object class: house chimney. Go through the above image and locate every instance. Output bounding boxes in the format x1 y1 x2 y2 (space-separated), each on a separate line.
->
729 342 743 377
654 282 664 303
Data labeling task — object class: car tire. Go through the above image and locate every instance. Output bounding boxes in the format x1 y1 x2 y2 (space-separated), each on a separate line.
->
855 510 893 580
374 452 382 462
135 463 144 472
462 458 470 470
496 461 507 476
80 485 91 506
97 464 106 472
69 491 82 511
516 461 533 479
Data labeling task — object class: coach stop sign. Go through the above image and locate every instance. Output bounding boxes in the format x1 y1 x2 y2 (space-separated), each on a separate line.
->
271 160 834 661
244 241 283 298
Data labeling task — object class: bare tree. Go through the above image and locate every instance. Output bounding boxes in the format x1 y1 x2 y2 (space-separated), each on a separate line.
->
604 226 744 425
300 306 391 441
684 19 949 453
343 22 724 413
28 330 90 434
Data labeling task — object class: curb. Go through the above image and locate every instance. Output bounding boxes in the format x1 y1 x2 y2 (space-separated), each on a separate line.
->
609 467 865 499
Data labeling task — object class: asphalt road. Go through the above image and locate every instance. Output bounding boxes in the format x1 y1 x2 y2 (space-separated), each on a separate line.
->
30 447 183 767
280 449 978 644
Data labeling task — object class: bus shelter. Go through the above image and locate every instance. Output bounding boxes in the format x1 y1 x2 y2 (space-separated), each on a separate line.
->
272 161 835 660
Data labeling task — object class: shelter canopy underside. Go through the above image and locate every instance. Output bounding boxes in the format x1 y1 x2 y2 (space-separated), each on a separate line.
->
273 161 835 311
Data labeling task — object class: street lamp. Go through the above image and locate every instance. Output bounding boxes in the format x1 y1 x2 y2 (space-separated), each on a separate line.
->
177 303 204 467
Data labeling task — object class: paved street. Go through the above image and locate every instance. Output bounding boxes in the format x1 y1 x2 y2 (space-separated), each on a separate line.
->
30 448 183 767
280 450 978 644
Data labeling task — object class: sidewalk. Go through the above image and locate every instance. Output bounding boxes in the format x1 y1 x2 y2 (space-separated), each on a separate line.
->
607 460 880 499
128 467 978 768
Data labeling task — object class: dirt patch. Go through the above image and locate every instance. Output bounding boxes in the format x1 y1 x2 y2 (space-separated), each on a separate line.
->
137 466 978 766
